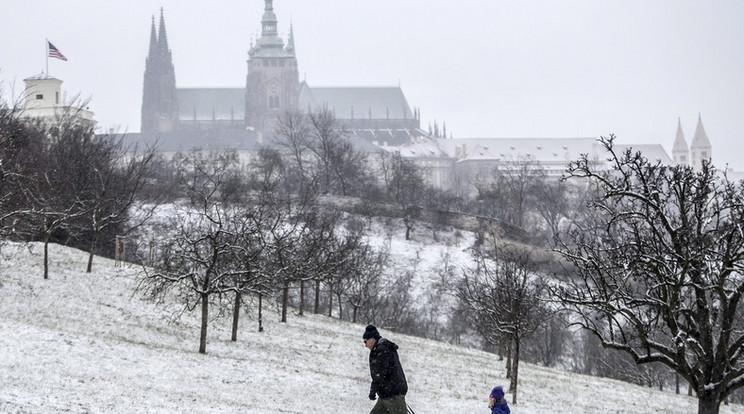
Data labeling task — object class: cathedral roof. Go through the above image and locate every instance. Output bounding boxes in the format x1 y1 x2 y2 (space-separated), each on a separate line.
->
177 88 245 122
298 84 414 121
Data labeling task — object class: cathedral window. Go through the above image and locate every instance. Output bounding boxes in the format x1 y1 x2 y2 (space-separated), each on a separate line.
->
36 94 43 100
269 95 279 109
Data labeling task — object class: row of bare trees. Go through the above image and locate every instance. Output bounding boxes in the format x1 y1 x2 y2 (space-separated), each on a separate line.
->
137 144 404 354
0 98 155 278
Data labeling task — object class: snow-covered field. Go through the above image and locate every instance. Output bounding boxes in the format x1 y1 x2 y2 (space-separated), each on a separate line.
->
1 241 741 413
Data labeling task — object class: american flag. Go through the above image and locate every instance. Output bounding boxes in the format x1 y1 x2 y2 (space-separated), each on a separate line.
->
47 41 68 61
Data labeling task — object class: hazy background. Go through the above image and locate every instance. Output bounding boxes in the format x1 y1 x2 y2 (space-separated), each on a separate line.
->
1 0 742 170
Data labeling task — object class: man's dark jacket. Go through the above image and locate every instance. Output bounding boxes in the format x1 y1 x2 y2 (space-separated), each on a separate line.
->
369 338 408 399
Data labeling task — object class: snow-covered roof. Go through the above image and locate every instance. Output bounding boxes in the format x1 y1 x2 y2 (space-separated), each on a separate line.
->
381 138 449 158
437 137 601 167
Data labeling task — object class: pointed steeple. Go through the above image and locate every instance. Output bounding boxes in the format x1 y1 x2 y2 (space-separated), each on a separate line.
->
286 22 296 56
690 113 712 169
690 113 711 149
157 7 170 54
672 117 689 166
148 16 158 58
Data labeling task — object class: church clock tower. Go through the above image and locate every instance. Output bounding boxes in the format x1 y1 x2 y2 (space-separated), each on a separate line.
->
245 0 300 131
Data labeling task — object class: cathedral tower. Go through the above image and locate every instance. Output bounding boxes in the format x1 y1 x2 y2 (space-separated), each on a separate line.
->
689 113 712 170
245 0 300 131
671 118 689 166
141 9 178 134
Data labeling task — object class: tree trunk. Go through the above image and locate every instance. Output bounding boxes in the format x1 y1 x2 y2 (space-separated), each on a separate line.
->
86 231 98 273
337 292 343 320
698 391 721 414
328 283 333 317
199 293 209 354
231 291 241 342
258 293 264 332
497 336 507 361
43 234 50 280
299 280 305 316
510 336 520 405
353 305 358 323
676 374 680 394
314 280 321 314
281 282 289 323
505 338 512 379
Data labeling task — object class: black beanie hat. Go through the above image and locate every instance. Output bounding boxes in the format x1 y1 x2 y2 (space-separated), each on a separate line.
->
363 324 381 340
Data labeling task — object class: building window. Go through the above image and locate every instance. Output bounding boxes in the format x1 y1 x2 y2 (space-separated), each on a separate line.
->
36 94 43 100
55 92 59 104
269 95 279 109
701 151 708 157
681 155 687 162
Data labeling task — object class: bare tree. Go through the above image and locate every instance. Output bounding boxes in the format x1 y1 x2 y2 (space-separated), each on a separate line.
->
141 151 242 354
80 138 156 273
456 243 548 404
273 110 312 193
380 151 426 240
553 135 744 414
306 109 367 196
0 100 43 240
346 245 388 323
480 156 543 231
274 109 368 197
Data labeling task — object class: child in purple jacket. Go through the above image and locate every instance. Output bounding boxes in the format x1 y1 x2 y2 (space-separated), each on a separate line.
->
488 386 510 414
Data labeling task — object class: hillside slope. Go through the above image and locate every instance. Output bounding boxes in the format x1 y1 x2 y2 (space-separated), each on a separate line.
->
0 242 738 413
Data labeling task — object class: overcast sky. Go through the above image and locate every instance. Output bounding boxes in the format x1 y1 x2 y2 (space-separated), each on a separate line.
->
2 1 743 170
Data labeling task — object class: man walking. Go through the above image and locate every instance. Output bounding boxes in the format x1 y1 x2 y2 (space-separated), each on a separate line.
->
363 324 408 414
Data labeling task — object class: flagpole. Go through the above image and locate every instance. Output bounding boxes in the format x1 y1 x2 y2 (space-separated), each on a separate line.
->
45 38 49 76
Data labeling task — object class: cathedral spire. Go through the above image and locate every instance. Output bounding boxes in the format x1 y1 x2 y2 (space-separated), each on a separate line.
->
691 113 711 148
286 21 296 56
148 16 158 58
672 117 689 166
690 113 712 168
158 7 170 54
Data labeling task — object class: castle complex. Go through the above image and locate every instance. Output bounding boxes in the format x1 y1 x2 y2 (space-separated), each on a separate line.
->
135 0 714 189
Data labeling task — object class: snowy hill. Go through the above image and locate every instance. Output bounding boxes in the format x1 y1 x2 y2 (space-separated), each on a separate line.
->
1 242 740 413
